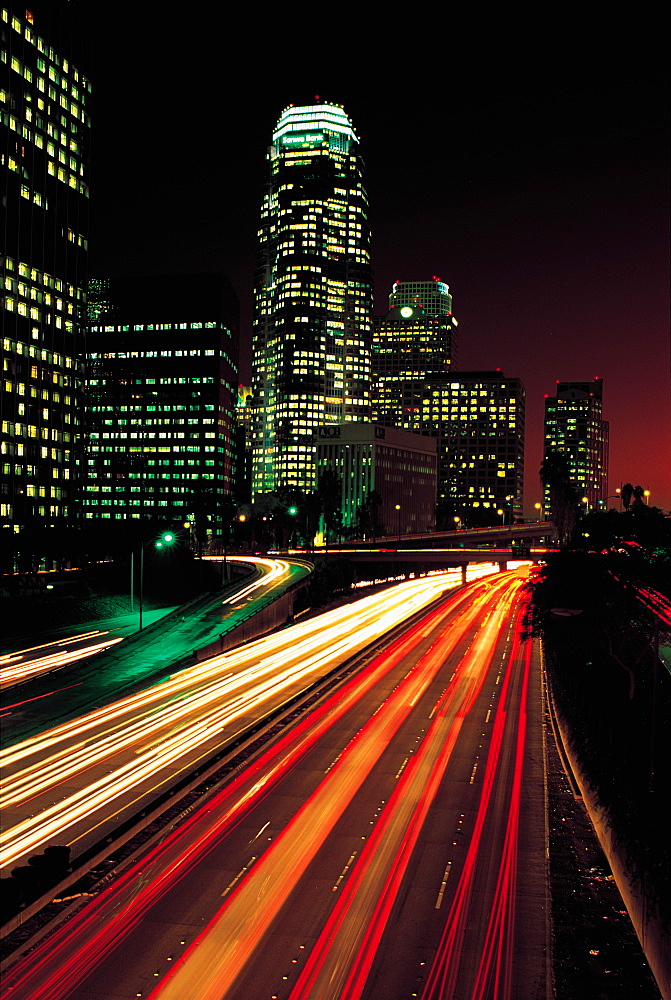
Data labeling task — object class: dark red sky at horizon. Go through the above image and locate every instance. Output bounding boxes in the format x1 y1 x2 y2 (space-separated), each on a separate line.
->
78 9 669 513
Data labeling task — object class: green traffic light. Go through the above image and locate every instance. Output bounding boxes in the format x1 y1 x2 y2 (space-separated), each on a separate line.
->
287 506 298 516
155 532 175 548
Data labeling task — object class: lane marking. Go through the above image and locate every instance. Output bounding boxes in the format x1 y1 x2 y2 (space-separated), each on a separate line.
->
435 861 453 908
221 855 256 897
332 851 358 891
395 757 409 779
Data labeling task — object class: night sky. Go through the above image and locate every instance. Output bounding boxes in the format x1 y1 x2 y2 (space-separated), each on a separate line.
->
80 8 669 513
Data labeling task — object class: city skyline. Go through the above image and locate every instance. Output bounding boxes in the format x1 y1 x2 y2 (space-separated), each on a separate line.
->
83 12 669 512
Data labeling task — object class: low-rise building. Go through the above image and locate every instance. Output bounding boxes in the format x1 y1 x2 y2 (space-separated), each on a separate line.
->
316 422 437 537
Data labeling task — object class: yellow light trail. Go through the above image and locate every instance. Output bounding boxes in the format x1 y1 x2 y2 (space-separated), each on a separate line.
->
0 567 499 874
0 638 123 688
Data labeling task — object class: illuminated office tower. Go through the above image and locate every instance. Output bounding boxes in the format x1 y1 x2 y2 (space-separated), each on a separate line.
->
391 370 524 525
440 373 525 524
316 423 437 535
371 277 458 428
252 103 372 497
388 278 454 319
543 379 608 508
85 274 238 531
1 5 91 530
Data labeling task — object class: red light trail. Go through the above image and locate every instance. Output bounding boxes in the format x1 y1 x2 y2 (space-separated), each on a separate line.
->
3 568 543 1000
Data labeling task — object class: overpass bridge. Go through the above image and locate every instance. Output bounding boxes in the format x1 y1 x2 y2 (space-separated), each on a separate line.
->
308 546 553 578
337 520 555 550
299 522 556 578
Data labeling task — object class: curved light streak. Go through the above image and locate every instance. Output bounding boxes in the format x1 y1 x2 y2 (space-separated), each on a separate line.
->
0 558 290 691
148 579 524 1000
0 568 499 873
0 638 123 688
1 570 519 1000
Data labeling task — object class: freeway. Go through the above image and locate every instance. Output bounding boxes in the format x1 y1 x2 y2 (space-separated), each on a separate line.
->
0 613 171 691
2 565 549 1000
0 566 491 879
0 556 306 741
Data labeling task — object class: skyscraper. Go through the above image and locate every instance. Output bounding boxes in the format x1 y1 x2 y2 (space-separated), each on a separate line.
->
85 274 238 532
387 278 455 319
371 277 458 428
1 5 91 531
439 373 525 524
251 103 372 498
543 378 609 508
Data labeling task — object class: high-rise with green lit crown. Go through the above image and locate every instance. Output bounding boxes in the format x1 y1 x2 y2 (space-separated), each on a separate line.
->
252 103 372 497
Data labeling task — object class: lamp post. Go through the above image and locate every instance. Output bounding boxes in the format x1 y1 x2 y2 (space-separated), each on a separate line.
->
395 504 401 543
497 507 505 526
453 516 461 531
534 501 544 520
644 490 651 505
582 496 590 514
138 532 175 632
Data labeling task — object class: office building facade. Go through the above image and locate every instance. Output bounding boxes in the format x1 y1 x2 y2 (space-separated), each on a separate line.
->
316 422 437 535
372 277 458 429
1 5 91 529
543 379 608 508
85 274 238 531
438 373 525 523
234 384 253 503
387 278 455 319
380 369 524 525
252 103 372 498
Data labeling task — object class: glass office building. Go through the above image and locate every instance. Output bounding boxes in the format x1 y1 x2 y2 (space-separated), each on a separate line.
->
372 278 458 429
544 379 608 508
252 103 372 497
438 373 525 523
1 5 90 528
85 274 238 531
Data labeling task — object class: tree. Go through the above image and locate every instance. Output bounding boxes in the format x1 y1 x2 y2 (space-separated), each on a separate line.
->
540 451 578 547
357 489 383 541
303 489 323 552
317 469 343 550
621 482 634 510
632 484 646 506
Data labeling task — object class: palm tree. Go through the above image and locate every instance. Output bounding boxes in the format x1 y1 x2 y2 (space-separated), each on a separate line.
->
540 452 578 547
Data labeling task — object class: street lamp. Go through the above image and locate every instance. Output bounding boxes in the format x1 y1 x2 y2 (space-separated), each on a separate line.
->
497 508 505 525
453 516 461 530
582 496 590 514
138 532 175 631
395 504 401 543
644 490 651 505
534 502 544 520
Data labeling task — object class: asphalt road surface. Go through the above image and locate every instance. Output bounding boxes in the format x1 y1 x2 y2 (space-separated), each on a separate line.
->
3 566 550 1000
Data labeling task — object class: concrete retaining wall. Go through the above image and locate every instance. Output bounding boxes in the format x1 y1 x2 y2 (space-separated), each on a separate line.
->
195 590 296 661
554 708 670 999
